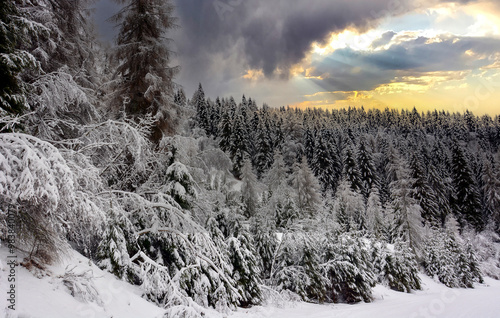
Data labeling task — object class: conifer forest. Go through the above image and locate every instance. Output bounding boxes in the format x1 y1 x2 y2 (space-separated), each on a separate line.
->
1 0 500 317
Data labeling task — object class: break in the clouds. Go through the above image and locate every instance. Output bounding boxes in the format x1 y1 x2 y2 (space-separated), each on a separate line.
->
94 0 500 114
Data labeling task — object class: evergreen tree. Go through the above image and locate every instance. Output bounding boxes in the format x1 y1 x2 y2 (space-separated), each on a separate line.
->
227 231 263 306
312 131 341 193
230 115 249 177
218 110 232 152
451 143 483 230
111 0 179 140
240 159 259 218
357 140 379 198
192 83 209 133
410 153 440 226
427 164 452 226
254 120 274 178
343 146 363 192
482 158 500 232
0 0 37 114
387 155 424 254
292 158 321 217
366 187 386 240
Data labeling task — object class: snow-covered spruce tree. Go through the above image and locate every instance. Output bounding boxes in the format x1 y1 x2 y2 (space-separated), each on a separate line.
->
372 241 421 293
229 115 249 177
252 219 278 279
386 151 425 255
422 222 483 288
311 130 341 193
274 233 327 303
343 146 363 193
96 207 135 280
0 0 37 115
111 0 180 141
165 161 197 209
254 120 274 178
410 153 440 226
482 157 500 233
292 158 321 217
357 139 379 199
365 187 387 240
333 181 366 232
227 229 263 307
322 233 376 303
240 158 259 218
451 143 483 231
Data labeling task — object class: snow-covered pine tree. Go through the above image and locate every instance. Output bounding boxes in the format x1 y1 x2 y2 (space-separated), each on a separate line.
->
451 143 483 230
482 157 500 233
366 187 386 240
387 153 425 255
292 158 321 217
343 145 363 193
357 140 379 198
254 120 274 178
333 181 366 232
410 152 440 226
111 0 179 141
229 115 249 177
322 233 376 303
227 229 263 307
240 158 259 218
311 130 341 193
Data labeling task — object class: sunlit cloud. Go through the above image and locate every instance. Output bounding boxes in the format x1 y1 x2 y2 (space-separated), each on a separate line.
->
168 0 500 116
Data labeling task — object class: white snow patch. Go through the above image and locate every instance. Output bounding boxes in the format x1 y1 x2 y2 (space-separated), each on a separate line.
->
0 247 165 318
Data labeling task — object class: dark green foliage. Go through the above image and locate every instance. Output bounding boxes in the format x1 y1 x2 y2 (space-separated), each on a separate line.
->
322 234 376 304
0 0 36 114
451 144 483 230
228 231 263 307
373 241 421 293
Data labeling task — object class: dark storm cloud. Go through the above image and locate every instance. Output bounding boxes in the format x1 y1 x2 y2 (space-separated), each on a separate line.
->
172 0 419 93
307 35 500 92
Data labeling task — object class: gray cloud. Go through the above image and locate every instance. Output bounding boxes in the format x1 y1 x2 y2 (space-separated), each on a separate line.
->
307 35 500 92
172 0 422 95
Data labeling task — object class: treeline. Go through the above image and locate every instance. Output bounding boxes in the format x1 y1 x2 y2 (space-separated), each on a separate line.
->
191 84 500 233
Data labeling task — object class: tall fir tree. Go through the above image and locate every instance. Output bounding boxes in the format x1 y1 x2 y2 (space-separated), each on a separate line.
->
357 140 379 198
111 0 179 141
451 143 483 230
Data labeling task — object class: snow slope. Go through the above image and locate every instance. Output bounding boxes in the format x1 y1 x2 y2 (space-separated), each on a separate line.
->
2 246 500 318
0 247 165 318
231 275 500 318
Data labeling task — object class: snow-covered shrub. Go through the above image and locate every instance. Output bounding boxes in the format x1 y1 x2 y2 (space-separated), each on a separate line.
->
372 241 421 293
60 266 102 305
322 233 376 303
423 229 483 288
466 230 500 279
274 233 327 303
0 133 75 262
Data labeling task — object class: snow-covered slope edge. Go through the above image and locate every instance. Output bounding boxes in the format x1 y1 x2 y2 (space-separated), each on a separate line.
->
0 247 166 318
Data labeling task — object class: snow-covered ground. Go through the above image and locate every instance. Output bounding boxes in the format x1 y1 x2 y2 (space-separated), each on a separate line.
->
2 246 500 318
231 276 500 318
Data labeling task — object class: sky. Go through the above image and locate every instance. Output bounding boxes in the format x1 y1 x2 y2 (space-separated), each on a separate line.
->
94 0 500 116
